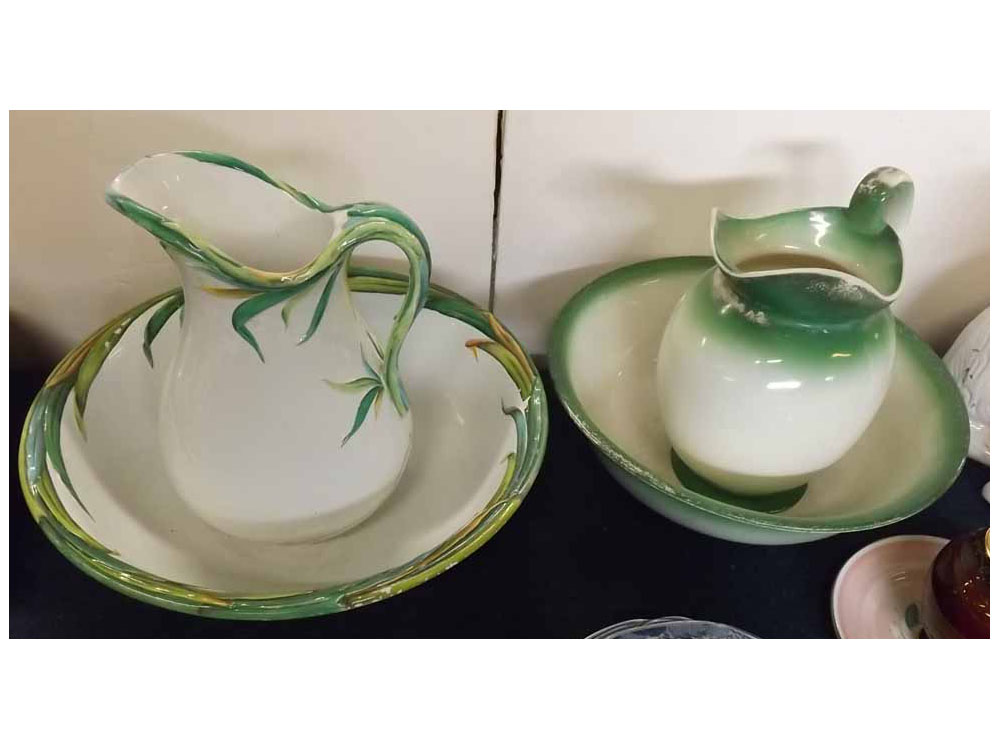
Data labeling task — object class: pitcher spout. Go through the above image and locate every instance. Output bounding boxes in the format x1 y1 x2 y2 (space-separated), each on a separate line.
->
106 151 346 287
711 167 911 324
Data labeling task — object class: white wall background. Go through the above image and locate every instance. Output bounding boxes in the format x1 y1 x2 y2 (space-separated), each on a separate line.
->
496 111 990 353
10 110 497 363
10 110 990 363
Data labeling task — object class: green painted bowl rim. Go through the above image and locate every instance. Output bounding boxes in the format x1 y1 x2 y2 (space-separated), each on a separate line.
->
18 266 548 620
548 256 969 534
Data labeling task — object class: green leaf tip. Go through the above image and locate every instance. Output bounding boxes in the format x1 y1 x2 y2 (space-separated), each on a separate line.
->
324 377 380 393
342 386 382 446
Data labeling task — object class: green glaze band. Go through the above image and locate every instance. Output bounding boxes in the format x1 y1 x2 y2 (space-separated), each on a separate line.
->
687 268 896 367
712 167 911 325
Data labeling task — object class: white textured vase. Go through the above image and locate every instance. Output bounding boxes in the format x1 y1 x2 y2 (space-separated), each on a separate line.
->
943 306 989 501
943 307 989 466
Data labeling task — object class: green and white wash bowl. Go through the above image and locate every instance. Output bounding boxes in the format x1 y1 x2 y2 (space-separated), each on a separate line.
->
19 152 546 618
549 256 969 545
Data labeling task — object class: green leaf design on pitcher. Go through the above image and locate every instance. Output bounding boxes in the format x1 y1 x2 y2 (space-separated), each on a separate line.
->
105 151 432 444
324 344 388 445
231 286 303 362
142 293 184 366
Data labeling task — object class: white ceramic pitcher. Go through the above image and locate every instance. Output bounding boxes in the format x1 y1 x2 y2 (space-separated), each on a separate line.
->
108 151 431 543
657 167 913 496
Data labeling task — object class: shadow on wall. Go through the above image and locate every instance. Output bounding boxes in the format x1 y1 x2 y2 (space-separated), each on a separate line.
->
10 314 63 372
10 111 373 362
10 110 366 256
500 143 989 355
907 252 990 354
582 140 855 256
554 138 845 258
500 154 795 351
899 169 990 353
573 168 774 257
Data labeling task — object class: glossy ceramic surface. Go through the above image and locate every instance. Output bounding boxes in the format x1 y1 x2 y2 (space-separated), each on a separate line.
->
922 527 990 639
944 307 989 502
19 268 546 619
944 307 989 468
107 152 432 542
832 535 947 639
587 616 756 639
657 168 911 494
549 257 969 545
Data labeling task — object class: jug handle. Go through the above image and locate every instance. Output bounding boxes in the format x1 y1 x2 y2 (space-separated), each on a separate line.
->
846 166 914 235
331 204 431 417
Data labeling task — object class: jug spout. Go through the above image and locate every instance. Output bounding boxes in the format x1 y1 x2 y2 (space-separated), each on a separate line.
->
711 167 911 324
106 151 343 284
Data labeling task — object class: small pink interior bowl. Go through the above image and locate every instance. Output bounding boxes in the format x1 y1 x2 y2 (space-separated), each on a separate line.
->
832 535 948 639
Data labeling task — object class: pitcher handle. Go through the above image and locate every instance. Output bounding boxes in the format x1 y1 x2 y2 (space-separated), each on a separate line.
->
846 166 914 235
331 203 431 416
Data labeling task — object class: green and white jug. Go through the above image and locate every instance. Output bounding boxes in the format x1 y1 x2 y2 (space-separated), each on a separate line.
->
657 167 913 495
108 152 430 543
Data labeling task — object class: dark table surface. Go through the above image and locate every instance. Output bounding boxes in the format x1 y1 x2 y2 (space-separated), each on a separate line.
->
10 366 990 638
